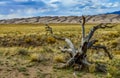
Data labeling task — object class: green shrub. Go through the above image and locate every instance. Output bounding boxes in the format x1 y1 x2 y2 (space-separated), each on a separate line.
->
17 66 27 72
17 48 28 55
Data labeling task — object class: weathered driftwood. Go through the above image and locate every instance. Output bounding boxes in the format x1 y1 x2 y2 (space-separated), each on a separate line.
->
44 16 113 73
45 24 53 35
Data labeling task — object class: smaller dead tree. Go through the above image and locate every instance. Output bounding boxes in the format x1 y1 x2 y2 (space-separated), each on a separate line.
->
44 16 114 75
44 24 53 35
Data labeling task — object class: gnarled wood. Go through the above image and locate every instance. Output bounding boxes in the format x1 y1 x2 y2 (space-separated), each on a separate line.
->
45 24 53 35
44 16 114 74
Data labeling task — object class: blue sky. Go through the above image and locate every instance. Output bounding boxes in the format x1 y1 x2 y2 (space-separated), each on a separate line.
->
0 0 120 19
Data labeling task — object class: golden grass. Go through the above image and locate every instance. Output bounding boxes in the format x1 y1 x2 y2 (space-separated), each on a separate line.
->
54 54 65 63
0 23 119 35
0 23 99 34
0 23 119 78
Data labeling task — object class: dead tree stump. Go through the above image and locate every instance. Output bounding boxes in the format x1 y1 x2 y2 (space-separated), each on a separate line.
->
44 16 114 73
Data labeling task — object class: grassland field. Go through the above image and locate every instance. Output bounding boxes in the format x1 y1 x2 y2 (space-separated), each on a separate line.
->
0 23 119 78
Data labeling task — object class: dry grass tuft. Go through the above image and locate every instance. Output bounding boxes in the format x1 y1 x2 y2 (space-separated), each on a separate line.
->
30 53 42 62
54 54 65 63
17 48 29 55
46 36 56 44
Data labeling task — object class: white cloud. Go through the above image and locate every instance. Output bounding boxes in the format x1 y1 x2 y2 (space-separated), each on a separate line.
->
13 0 29 2
110 2 120 7
0 14 29 19
0 0 120 19
60 0 77 7
0 8 47 19
10 9 14 12
0 2 7 5
24 8 50 14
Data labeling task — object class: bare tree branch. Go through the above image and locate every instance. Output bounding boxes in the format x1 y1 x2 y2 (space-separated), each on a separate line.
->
64 38 76 56
92 45 113 59
45 24 53 35
45 16 114 74
79 16 86 44
86 23 114 42
87 40 98 49
59 47 73 57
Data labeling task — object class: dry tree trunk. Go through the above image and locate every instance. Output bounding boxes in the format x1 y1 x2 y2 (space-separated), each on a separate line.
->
45 24 53 35
44 16 114 73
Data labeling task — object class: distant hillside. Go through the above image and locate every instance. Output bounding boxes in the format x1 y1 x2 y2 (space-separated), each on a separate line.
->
0 14 120 24
107 11 120 14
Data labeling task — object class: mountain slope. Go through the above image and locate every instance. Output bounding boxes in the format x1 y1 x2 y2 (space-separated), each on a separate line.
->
107 11 120 14
0 14 120 24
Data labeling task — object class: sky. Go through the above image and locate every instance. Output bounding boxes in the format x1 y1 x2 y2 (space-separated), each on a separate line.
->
0 0 120 19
